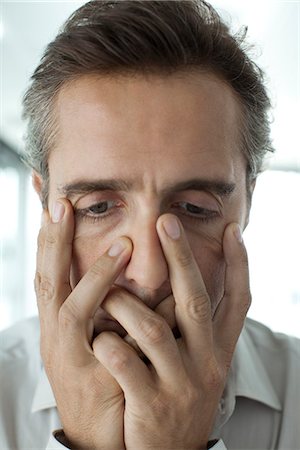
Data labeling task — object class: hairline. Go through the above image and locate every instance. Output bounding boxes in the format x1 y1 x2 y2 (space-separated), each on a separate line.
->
38 67 253 208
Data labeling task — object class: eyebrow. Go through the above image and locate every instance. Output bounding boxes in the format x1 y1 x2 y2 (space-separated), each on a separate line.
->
58 178 236 199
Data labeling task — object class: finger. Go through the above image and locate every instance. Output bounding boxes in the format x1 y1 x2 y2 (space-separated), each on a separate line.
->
35 209 50 295
213 223 251 368
58 238 132 362
156 214 213 358
93 331 154 402
102 288 187 389
37 200 74 324
36 200 76 366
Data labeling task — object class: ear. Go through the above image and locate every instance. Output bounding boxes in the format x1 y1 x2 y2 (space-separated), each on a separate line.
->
32 171 43 201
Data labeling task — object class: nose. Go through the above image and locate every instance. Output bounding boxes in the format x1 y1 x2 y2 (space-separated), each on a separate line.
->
122 215 169 292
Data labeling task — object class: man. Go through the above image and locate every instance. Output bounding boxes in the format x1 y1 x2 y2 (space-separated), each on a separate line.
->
0 1 299 449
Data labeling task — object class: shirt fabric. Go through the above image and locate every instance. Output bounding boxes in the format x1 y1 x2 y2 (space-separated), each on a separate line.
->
0 316 299 450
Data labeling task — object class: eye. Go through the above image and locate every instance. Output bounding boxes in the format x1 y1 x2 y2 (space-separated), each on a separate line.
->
88 202 111 214
172 202 219 222
75 200 120 223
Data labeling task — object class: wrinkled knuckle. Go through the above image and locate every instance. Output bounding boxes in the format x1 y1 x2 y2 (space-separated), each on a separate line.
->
36 276 55 302
44 229 58 248
138 315 167 345
176 248 193 269
87 260 107 282
109 349 132 372
58 300 81 329
184 293 210 323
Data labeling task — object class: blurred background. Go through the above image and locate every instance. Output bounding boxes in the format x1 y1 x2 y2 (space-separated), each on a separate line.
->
0 0 299 336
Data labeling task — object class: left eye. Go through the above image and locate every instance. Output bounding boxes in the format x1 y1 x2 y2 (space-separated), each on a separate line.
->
174 202 218 219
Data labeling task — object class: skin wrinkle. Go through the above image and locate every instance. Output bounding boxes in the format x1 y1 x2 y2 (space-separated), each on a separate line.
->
58 178 236 200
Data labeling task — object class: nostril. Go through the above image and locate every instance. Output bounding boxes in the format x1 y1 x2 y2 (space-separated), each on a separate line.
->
123 253 169 292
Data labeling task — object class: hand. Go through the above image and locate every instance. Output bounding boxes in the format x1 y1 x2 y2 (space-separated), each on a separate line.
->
93 214 251 450
35 199 132 450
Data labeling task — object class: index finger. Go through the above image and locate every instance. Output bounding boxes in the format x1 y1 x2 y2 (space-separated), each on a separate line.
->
36 199 74 328
156 214 214 358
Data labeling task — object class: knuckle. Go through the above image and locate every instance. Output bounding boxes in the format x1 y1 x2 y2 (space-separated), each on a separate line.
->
184 292 210 323
138 315 168 345
175 247 193 269
109 348 132 372
44 229 58 248
86 259 108 282
58 299 82 328
36 275 55 302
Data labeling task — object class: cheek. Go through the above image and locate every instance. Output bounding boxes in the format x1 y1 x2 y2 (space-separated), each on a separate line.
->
189 231 226 313
71 217 127 287
199 254 225 314
70 231 113 288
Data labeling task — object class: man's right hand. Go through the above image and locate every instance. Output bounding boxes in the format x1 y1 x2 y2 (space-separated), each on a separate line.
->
35 198 132 450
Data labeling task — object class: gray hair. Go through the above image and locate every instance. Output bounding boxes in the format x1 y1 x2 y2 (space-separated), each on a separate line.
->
22 0 274 206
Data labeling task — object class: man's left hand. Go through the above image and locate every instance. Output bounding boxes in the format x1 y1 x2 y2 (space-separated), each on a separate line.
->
93 214 251 450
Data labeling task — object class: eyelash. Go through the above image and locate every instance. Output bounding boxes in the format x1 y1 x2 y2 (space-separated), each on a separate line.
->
75 201 118 223
172 202 219 224
75 201 219 224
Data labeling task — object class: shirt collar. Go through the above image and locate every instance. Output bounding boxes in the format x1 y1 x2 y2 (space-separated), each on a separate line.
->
31 319 282 414
231 320 282 411
31 367 56 413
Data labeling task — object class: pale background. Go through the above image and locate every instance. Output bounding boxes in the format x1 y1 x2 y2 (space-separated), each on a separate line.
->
0 1 299 337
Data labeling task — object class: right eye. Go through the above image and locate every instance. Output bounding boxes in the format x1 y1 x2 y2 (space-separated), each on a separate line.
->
75 200 121 223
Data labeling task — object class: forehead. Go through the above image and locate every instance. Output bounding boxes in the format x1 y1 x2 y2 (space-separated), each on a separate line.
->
50 71 245 190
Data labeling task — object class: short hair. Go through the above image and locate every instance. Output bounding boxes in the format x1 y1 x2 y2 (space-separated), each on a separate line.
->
22 0 274 205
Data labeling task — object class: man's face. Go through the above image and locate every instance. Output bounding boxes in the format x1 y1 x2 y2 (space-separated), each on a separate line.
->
43 71 250 333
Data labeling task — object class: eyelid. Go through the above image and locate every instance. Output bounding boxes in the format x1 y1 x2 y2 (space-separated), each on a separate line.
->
170 190 222 210
77 199 119 212
74 191 123 208
175 201 216 210
74 199 123 225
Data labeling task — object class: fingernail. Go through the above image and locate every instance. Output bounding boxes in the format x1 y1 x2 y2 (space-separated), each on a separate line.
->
52 201 65 223
163 216 181 240
108 240 125 257
234 224 243 243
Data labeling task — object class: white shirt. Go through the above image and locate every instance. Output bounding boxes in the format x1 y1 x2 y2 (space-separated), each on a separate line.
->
0 316 299 449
